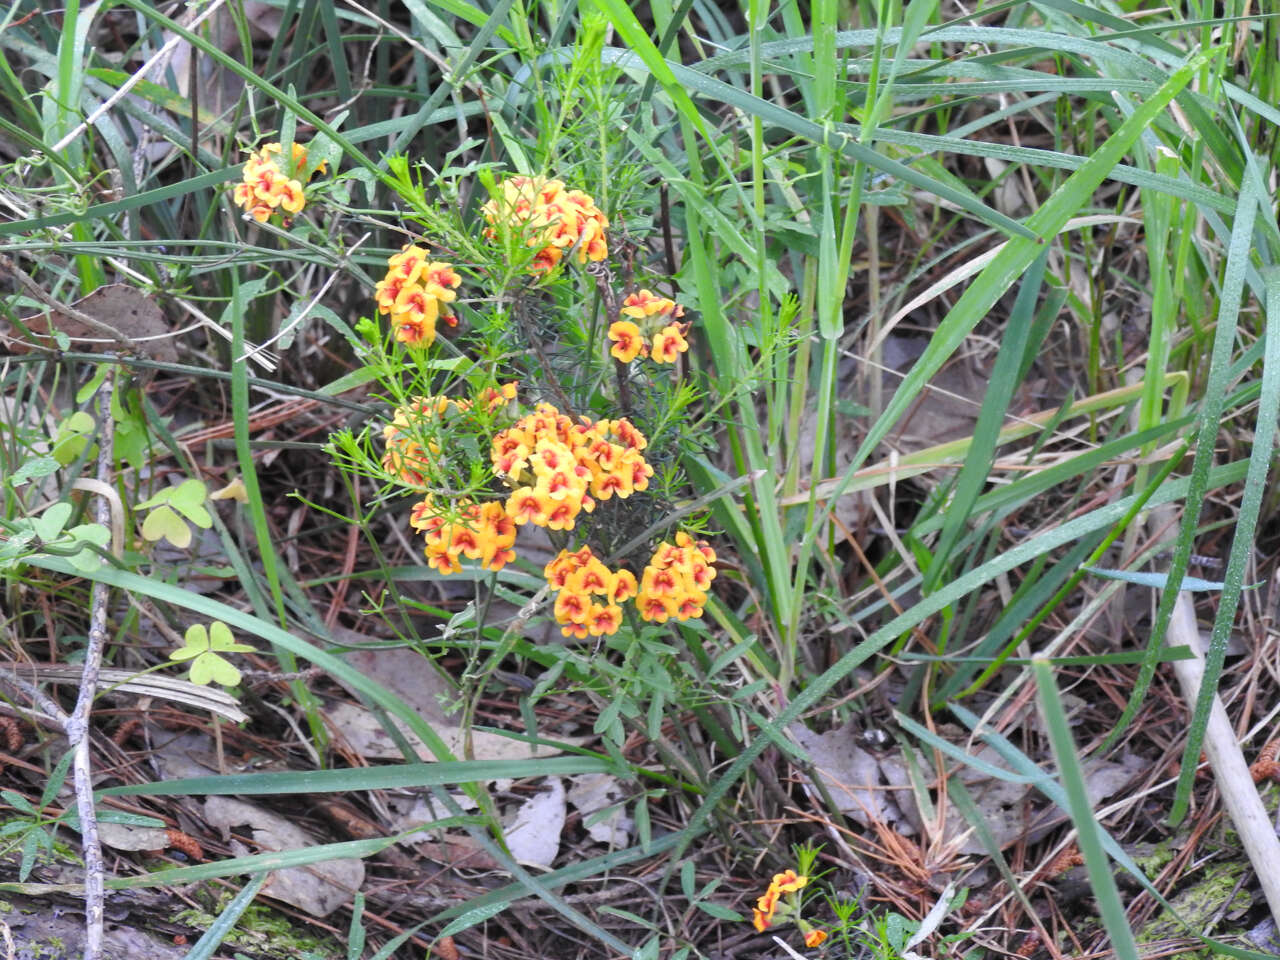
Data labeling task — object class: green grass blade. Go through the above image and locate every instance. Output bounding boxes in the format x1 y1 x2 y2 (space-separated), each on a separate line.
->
1171 260 1280 821
1105 130 1261 756
102 758 615 797
924 250 1046 593
1032 660 1139 960
180 873 268 960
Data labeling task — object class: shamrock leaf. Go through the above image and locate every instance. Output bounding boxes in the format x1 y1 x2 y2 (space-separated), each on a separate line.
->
65 524 111 572
136 479 211 548
170 622 255 687
167 478 212 528
141 504 191 549
9 456 59 488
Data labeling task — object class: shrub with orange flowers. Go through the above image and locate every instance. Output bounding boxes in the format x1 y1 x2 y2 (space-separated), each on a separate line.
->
232 141 324 223
481 174 609 273
609 290 690 364
330 164 714 652
373 383 697 639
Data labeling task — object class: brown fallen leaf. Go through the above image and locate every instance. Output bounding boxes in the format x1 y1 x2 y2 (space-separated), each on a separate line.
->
6 283 178 363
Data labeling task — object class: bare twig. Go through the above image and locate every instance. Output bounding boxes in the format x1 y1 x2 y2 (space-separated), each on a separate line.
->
586 260 633 416
63 370 115 960
1167 591 1280 927
0 378 116 960
512 292 577 416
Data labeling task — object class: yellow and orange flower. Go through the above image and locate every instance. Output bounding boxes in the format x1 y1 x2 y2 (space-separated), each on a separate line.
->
749 868 820 946
382 397 449 488
374 246 461 348
771 870 807 894
803 928 827 948
608 320 646 363
491 404 654 530
621 289 683 321
650 323 690 364
481 175 609 273
609 291 689 364
232 141 323 223
410 496 517 574
636 531 717 623
384 394 709 632
543 546 631 639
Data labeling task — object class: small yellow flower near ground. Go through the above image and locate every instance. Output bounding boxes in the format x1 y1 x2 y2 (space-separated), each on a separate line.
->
749 866 822 946
772 869 808 894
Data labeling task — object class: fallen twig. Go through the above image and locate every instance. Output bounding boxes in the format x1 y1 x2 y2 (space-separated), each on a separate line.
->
62 369 115 960
1167 591 1280 927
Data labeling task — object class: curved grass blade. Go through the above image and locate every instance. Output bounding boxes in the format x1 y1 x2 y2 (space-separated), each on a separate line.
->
1103 126 1260 758
1170 259 1280 822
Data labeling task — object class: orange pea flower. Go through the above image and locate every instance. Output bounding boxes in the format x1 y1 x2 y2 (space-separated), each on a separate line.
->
608 320 646 362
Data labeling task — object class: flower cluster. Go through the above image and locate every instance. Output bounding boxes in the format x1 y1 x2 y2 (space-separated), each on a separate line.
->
752 870 825 948
481 175 608 273
410 497 517 574
382 395 456 488
608 290 689 364
492 405 653 533
378 389 715 634
374 244 462 347
544 546 638 639
636 532 716 623
232 142 322 223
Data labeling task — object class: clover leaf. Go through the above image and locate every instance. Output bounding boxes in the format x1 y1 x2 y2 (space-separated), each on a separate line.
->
136 478 212 549
170 622 256 687
65 524 111 572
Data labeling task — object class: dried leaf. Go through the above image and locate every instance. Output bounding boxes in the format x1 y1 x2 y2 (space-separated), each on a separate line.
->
504 779 565 869
567 773 633 847
790 720 909 828
324 701 581 761
96 823 172 852
10 285 178 362
204 795 363 917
